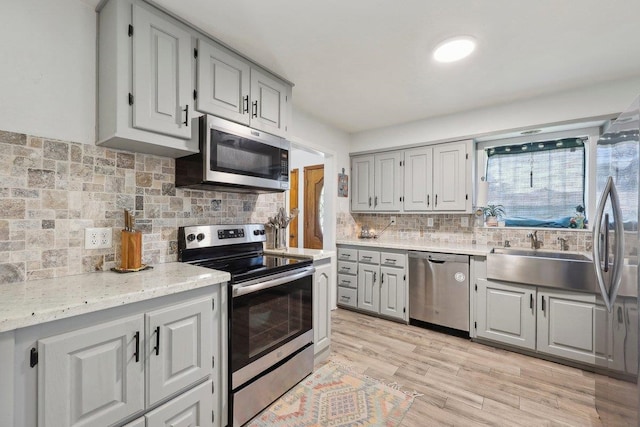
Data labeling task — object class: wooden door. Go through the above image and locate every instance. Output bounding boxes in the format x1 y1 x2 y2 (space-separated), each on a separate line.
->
146 297 213 406
196 39 250 125
132 4 192 139
304 164 324 249
289 168 299 247
37 315 144 427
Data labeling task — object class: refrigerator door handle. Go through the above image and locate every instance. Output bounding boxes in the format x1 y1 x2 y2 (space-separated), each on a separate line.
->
592 176 625 312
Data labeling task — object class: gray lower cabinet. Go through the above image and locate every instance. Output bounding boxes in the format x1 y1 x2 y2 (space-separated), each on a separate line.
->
29 289 221 427
475 278 613 367
357 263 380 313
337 245 406 322
475 278 536 350
313 258 332 360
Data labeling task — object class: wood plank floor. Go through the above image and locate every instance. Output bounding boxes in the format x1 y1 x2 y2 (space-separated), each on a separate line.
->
328 309 636 426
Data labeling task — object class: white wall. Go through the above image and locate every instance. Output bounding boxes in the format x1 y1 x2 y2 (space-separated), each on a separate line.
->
0 0 97 144
351 76 640 152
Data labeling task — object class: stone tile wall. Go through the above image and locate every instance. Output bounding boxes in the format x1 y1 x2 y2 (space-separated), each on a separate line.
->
0 130 283 284
346 212 593 252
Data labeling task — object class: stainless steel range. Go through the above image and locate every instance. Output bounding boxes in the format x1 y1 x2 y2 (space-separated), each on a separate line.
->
178 224 314 427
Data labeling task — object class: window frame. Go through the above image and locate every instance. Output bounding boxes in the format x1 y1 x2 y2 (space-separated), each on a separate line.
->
475 126 601 230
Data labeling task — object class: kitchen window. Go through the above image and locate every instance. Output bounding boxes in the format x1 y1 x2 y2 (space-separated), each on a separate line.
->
478 126 600 229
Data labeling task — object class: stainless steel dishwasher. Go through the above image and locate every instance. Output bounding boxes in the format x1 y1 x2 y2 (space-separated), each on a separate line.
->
408 251 470 332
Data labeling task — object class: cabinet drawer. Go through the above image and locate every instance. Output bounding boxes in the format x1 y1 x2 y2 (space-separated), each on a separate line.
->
338 287 357 308
338 274 357 289
380 252 405 268
337 261 356 275
358 250 380 264
337 248 358 261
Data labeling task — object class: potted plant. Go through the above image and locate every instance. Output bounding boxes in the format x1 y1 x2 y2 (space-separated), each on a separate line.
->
483 204 506 226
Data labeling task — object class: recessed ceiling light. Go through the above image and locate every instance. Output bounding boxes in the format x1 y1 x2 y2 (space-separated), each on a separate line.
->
433 36 476 63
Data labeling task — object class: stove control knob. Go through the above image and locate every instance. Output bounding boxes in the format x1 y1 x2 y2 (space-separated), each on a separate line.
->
196 233 205 241
253 230 260 236
186 233 196 242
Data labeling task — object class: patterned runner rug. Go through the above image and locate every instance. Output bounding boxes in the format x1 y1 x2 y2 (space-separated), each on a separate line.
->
246 361 420 427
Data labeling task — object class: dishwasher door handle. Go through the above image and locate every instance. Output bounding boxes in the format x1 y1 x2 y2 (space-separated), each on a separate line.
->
428 259 446 264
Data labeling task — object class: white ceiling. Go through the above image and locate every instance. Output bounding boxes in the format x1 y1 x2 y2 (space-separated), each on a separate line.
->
108 1 640 134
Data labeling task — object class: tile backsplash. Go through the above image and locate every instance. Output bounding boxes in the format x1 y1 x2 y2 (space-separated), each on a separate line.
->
342 212 593 252
0 130 283 283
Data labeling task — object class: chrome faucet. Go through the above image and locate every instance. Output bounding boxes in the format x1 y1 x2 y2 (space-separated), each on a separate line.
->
527 231 542 249
557 237 569 251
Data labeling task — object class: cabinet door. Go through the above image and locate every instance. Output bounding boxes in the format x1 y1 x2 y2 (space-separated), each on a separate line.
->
374 151 403 211
380 266 405 320
132 4 192 139
196 39 250 125
403 146 433 211
432 142 467 211
357 263 380 313
313 261 332 356
123 417 146 427
250 69 288 137
146 380 214 427
351 155 375 211
38 315 144 427
537 290 599 365
476 279 536 350
146 297 213 406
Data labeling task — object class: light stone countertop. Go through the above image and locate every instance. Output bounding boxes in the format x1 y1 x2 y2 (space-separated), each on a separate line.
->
336 238 492 256
264 247 336 261
0 262 229 333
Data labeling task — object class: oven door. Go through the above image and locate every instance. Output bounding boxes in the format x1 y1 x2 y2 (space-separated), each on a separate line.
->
230 267 314 389
205 116 289 191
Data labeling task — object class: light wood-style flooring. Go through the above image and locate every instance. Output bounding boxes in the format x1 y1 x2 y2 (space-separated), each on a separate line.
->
328 309 636 426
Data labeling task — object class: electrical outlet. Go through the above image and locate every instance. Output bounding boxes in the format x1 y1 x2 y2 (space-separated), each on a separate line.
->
461 217 469 227
427 218 434 227
85 227 112 249
390 216 396 225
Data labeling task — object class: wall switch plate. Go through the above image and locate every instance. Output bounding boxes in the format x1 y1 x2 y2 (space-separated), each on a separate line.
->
427 218 434 227
461 217 469 227
85 227 112 249
390 216 396 225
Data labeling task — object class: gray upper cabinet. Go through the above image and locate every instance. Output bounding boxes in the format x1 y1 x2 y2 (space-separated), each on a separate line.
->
97 0 197 158
196 39 251 125
432 141 469 211
196 38 291 137
403 146 433 211
351 152 402 212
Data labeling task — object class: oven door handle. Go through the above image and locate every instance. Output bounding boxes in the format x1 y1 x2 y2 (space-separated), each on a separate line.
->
232 267 315 298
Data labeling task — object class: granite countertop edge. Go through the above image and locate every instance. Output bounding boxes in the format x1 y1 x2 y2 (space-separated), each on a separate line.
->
264 248 336 260
0 262 230 334
335 238 492 256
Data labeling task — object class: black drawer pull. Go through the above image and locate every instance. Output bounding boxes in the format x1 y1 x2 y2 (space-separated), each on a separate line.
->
385 258 396 263
341 295 351 301
134 331 140 362
529 294 533 310
153 326 160 356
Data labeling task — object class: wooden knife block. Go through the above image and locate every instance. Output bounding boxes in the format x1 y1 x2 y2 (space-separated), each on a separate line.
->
121 230 142 270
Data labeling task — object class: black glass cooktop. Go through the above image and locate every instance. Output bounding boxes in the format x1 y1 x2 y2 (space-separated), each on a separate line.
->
193 254 312 283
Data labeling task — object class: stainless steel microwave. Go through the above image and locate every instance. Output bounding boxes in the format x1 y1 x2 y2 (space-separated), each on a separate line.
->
176 115 290 193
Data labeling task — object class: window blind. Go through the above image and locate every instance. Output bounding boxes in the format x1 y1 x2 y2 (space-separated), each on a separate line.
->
486 138 585 221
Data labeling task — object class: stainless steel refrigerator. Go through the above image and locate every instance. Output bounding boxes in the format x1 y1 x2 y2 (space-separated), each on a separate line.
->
593 95 639 426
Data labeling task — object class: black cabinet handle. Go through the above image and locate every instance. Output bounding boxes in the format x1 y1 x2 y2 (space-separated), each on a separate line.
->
541 296 546 312
183 105 189 126
373 272 377 282
381 273 384 284
153 326 160 356
530 294 533 310
369 197 372 207
435 194 438 207
427 195 430 207
375 196 378 207
252 101 258 118
243 95 249 113
134 331 140 362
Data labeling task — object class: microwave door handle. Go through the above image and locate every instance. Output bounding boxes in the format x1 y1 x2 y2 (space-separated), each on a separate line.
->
593 176 613 312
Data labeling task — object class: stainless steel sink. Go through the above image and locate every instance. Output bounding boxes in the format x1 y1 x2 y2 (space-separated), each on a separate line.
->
486 247 598 293
490 248 592 261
